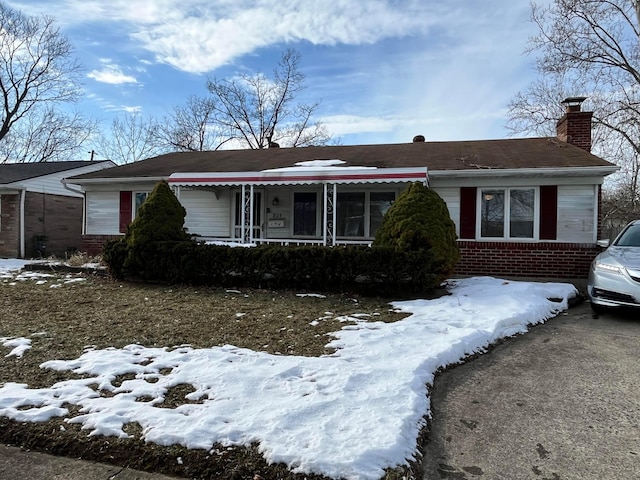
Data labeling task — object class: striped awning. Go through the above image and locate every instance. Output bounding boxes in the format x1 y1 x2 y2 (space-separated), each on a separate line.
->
167 167 428 187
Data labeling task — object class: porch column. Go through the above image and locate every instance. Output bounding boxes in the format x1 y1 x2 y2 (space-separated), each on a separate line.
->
242 185 253 244
324 183 336 246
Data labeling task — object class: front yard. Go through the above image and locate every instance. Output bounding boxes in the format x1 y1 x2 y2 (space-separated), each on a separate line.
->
0 262 578 479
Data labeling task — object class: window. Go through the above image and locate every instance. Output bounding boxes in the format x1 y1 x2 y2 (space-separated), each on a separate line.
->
293 192 318 236
337 192 365 237
369 192 395 236
480 188 536 239
134 192 148 216
335 191 396 238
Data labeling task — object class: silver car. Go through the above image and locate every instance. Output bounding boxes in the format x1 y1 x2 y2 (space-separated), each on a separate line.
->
588 220 640 312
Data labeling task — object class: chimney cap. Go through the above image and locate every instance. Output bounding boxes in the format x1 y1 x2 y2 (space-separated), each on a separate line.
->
561 96 587 106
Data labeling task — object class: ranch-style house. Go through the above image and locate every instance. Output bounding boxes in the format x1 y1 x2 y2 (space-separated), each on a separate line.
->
67 99 618 278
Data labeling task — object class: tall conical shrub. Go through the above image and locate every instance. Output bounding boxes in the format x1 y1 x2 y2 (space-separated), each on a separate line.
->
123 180 190 276
373 182 459 279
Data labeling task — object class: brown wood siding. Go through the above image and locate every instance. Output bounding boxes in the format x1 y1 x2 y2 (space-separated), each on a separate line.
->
24 192 83 257
0 194 20 257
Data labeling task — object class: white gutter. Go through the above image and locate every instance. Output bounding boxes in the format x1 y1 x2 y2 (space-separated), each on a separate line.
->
61 178 85 196
19 188 26 258
429 165 619 179
68 176 165 185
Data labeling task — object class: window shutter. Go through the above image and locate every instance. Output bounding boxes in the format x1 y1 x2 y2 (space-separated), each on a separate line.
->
119 191 132 233
539 185 557 240
460 187 477 239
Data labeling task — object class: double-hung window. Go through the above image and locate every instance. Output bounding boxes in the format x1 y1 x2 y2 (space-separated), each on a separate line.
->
480 188 536 239
336 191 396 238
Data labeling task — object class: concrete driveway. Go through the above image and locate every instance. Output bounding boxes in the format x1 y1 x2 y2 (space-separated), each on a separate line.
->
422 300 640 480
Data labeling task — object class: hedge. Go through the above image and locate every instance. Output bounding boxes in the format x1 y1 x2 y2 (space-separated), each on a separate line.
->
103 240 446 297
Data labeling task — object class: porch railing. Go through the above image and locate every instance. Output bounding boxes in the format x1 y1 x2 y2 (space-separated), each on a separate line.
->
198 237 372 247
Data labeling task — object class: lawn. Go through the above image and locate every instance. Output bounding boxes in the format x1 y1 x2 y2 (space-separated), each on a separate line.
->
0 261 578 480
0 264 415 480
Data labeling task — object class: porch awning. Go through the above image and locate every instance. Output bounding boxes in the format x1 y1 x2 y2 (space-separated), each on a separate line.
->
167 167 428 187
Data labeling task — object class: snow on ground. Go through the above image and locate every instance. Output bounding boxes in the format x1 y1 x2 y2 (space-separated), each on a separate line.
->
0 259 577 480
0 337 32 358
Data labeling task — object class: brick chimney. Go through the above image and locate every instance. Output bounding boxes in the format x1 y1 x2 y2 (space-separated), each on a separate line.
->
556 97 593 152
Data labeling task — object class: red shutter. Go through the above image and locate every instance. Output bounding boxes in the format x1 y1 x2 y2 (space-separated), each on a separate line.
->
119 191 132 233
539 185 557 240
460 187 477 239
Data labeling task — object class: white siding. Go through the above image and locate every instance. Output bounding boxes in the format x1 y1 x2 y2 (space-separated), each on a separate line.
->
557 185 595 242
432 187 460 236
86 191 120 235
181 189 230 237
20 162 115 197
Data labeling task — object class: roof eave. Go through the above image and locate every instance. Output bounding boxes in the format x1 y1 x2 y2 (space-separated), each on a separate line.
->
429 166 619 179
63 176 166 185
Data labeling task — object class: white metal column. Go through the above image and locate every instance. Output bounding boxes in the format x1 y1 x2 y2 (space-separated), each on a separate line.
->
324 183 336 246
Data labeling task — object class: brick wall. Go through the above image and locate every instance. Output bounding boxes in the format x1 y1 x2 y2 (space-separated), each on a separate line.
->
456 241 598 279
0 194 20 257
81 234 124 255
556 111 593 152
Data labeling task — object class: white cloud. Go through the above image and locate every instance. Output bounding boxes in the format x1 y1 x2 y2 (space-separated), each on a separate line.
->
87 61 138 84
9 0 547 142
12 0 432 73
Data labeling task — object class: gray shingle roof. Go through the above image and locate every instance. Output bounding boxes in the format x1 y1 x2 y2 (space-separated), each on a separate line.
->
69 137 616 181
0 161 108 185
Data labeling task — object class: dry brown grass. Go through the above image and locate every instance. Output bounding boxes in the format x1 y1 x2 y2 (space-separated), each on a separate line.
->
0 269 422 479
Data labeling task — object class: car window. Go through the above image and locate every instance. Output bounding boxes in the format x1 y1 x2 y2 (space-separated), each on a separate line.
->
614 224 640 247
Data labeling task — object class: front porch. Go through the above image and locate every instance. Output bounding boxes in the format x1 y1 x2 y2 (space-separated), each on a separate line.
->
168 166 428 247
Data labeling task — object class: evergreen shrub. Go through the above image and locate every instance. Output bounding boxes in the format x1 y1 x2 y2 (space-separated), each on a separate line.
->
374 182 459 283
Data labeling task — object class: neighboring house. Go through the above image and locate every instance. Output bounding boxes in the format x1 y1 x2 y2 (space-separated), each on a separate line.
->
0 161 115 258
68 99 618 278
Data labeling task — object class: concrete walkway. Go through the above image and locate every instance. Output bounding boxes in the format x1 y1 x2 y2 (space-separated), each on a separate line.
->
422 301 640 480
0 444 178 479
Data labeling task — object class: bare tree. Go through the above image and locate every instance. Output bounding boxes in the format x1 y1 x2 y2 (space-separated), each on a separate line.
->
0 107 97 163
97 113 164 164
206 49 331 149
507 0 640 223
154 95 232 152
0 2 93 162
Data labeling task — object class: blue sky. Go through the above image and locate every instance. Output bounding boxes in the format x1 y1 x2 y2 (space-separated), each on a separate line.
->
10 0 547 151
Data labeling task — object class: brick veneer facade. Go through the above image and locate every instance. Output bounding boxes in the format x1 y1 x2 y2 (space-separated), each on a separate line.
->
455 241 598 279
81 234 123 255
